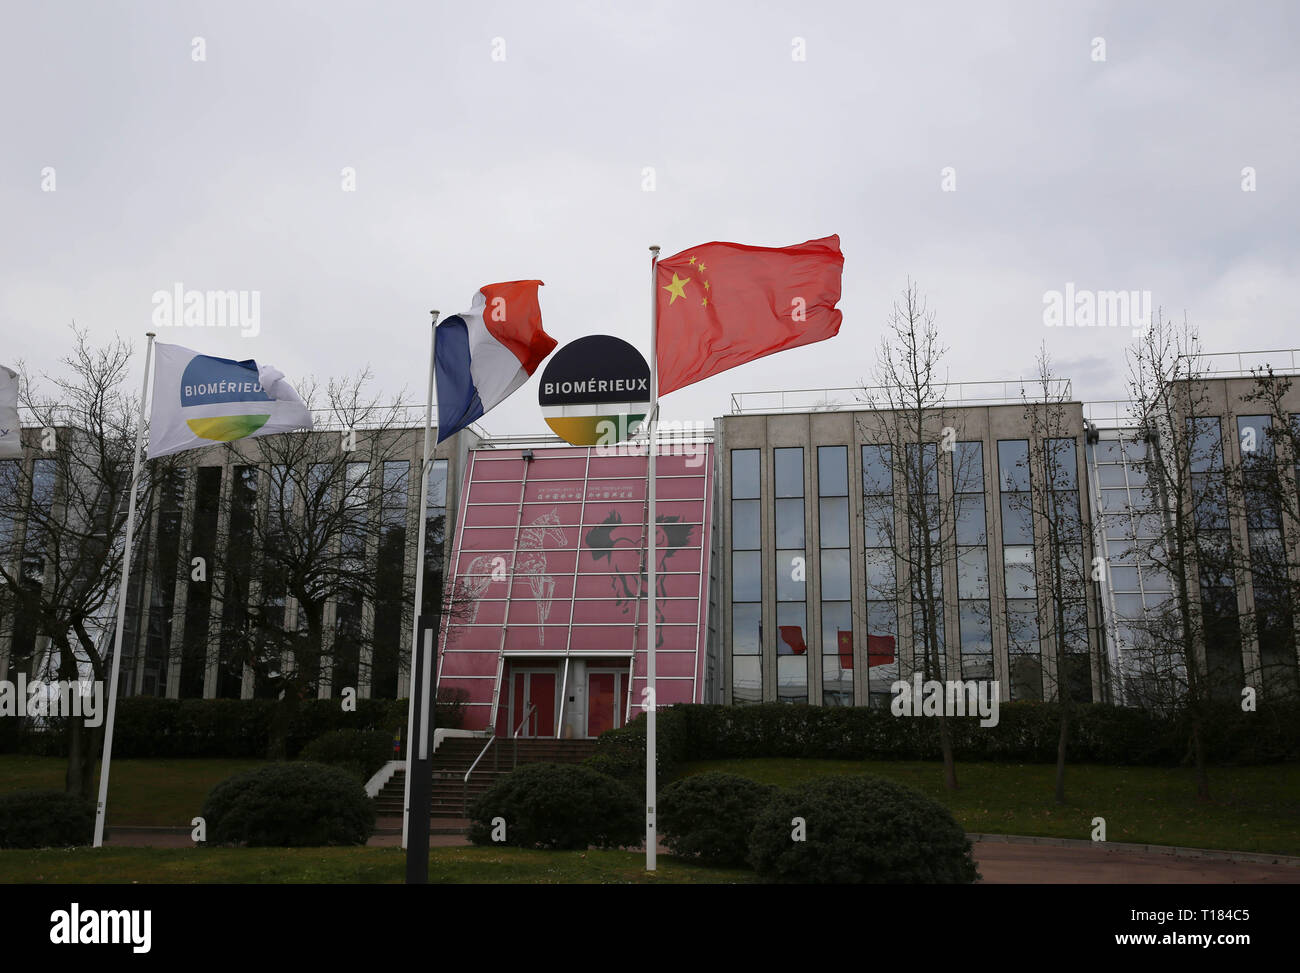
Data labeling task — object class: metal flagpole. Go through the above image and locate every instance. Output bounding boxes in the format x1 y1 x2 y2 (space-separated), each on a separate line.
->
402 309 439 850
93 331 156 848
646 245 660 871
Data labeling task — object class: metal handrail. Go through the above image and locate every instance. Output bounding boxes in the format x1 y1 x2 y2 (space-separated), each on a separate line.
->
510 702 537 772
729 378 1075 415
1176 348 1300 378
461 702 536 813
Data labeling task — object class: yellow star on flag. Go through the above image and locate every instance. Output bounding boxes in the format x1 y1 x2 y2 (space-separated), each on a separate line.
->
662 272 691 305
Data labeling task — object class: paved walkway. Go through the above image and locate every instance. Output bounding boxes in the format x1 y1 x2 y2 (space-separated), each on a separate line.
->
970 836 1300 884
99 828 1300 883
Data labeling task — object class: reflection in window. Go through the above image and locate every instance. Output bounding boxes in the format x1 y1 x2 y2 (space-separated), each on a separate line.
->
732 603 761 655
957 547 989 599
1000 494 1034 544
732 449 760 499
998 439 1030 492
777 656 808 702
732 499 760 550
732 657 761 704
732 551 761 602
817 446 848 497
955 494 987 546
774 448 804 498
775 498 805 547
1188 417 1222 473
819 497 850 547
1004 545 1036 598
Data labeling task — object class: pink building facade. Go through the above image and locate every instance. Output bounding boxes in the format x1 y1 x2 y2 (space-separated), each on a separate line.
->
436 444 718 738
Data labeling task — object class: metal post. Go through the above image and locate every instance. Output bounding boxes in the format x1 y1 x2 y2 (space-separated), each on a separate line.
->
93 332 155 848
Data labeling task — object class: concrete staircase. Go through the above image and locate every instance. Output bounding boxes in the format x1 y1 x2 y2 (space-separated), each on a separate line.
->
375 737 599 819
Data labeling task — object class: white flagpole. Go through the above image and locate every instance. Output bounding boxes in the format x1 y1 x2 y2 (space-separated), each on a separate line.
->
646 245 660 871
402 310 439 850
93 331 156 848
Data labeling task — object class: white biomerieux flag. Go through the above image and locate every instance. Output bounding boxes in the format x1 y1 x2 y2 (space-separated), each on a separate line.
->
0 366 20 458
148 343 312 459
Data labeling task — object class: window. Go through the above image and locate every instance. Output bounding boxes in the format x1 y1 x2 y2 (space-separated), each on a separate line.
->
998 439 1030 492
862 445 897 706
954 441 991 683
732 449 760 499
732 499 760 549
730 449 762 704
818 447 851 705
773 448 806 702
999 440 1039 700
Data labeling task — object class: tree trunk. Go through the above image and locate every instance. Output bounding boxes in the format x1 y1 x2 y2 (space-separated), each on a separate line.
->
1191 715 1211 802
1054 704 1069 805
937 712 958 790
268 681 299 761
65 717 101 800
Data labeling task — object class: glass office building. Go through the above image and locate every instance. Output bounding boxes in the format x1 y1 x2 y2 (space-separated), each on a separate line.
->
5 354 1298 715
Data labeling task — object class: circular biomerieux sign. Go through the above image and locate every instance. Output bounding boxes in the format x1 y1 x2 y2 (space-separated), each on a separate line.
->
538 335 650 446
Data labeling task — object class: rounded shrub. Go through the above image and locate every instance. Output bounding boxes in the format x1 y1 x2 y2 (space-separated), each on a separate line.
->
467 763 641 850
0 790 95 849
299 728 393 783
200 761 375 847
748 775 979 884
659 772 776 866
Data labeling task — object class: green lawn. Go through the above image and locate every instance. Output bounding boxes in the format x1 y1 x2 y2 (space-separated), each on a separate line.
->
5 754 1297 859
673 759 1300 856
0 756 266 827
0 846 753 884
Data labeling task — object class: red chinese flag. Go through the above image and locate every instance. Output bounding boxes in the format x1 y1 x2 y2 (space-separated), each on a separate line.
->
655 235 844 396
867 634 895 668
837 630 853 669
778 625 807 655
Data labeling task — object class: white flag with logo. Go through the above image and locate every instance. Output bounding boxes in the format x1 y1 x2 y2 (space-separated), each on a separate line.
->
148 343 312 459
0 365 20 459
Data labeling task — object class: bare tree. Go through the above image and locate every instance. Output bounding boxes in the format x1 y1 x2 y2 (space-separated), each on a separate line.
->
0 327 175 797
1234 366 1300 701
859 280 979 791
180 371 463 758
1015 344 1094 804
1125 312 1230 800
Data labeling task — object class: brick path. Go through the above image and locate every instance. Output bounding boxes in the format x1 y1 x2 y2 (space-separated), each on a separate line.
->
98 828 1300 883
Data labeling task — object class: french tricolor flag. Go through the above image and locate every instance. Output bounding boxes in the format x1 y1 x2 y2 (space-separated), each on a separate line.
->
435 280 557 442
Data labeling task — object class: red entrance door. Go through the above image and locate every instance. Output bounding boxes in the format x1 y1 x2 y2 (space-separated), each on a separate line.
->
512 671 556 737
586 671 629 738
588 673 616 738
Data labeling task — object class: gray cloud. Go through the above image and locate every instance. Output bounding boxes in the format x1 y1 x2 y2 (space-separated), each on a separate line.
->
2 0 1296 433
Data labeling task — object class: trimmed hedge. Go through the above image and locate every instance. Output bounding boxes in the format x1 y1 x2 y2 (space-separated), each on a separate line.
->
584 708 690 786
200 762 375 847
659 772 776 866
467 763 641 850
1 693 467 758
586 701 1300 770
299 728 394 783
0 790 96 849
748 775 979 883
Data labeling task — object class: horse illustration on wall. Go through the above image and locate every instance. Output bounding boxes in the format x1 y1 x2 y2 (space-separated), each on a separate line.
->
459 508 568 643
584 511 695 646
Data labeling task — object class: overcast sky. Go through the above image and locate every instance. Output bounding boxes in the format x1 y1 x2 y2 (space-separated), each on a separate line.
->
3 0 1297 436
